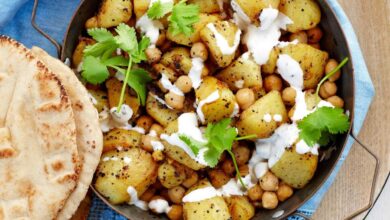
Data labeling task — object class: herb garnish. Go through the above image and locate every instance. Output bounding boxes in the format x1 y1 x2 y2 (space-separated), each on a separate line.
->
179 118 256 188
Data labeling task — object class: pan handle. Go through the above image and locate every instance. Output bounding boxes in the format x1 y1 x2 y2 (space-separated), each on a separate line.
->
31 0 62 58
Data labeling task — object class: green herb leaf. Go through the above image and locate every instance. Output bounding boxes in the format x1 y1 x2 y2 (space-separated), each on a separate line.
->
114 23 138 52
147 0 173 19
131 36 151 63
179 134 204 156
104 56 129 67
81 56 110 84
168 0 200 36
127 68 152 105
87 28 114 42
298 107 350 147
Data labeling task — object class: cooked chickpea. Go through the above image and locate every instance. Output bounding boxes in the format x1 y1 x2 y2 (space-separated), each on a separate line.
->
182 170 198 188
190 42 208 61
236 88 255 110
175 75 192 93
326 59 341 82
150 124 164 136
282 87 296 105
277 183 293 202
139 188 156 202
167 205 183 220
238 164 249 176
309 43 321 49
264 75 283 92
168 186 186 204
201 67 209 77
289 31 308 44
136 115 154 132
222 159 235 176
165 91 185 110
156 31 166 47
141 135 156 152
152 150 165 161
260 172 279 191
319 81 337 99
326 95 344 108
262 192 279 209
232 146 250 166
307 27 323 43
208 169 230 188
248 184 263 201
145 47 162 63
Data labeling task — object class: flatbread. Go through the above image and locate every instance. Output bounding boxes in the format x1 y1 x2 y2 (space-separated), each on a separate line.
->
31 47 103 220
0 36 80 219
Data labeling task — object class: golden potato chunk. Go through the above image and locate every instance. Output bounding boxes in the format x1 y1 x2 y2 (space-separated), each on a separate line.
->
262 47 279 74
95 148 158 204
86 0 132 28
103 129 142 153
195 77 237 124
271 146 318 188
234 0 280 24
188 0 221 13
279 0 321 33
280 43 328 89
133 0 150 19
237 91 288 138
158 162 187 188
200 21 241 67
161 47 193 74
146 93 180 127
106 78 140 119
225 196 255 220
87 89 108 113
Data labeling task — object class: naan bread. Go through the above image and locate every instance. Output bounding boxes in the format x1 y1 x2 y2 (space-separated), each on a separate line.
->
31 47 103 220
0 36 80 219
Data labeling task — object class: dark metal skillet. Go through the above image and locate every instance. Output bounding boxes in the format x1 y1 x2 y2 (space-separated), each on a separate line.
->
31 0 379 219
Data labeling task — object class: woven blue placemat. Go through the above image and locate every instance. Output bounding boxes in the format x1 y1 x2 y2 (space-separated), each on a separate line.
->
0 0 375 219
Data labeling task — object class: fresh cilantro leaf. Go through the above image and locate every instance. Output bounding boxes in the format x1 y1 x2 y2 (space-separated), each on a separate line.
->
168 0 200 36
127 68 152 105
147 0 173 19
81 56 110 84
87 28 114 42
114 23 138 53
104 56 129 67
83 40 116 57
298 107 350 147
131 36 151 63
204 147 221 168
179 134 204 155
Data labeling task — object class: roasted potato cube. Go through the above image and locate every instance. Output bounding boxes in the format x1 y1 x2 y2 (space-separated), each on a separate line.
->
103 128 142 153
95 148 158 204
133 0 150 19
195 77 237 124
160 47 193 74
280 43 328 89
188 0 221 13
237 91 288 138
167 14 221 46
261 47 279 74
271 146 318 188
146 93 180 127
183 179 231 220
200 21 241 67
86 0 132 28
88 89 108 113
225 196 255 220
72 37 95 68
234 0 280 24
106 78 140 118
158 161 187 188
279 0 321 33
216 53 262 91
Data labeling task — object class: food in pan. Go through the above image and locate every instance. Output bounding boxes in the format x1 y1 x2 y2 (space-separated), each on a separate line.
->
71 0 350 219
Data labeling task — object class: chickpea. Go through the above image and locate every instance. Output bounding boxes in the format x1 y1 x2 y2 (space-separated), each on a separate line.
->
175 75 193 93
208 169 230 188
150 124 164 136
264 75 283 92
168 186 186 204
167 205 183 220
156 31 166 47
190 42 208 61
141 135 156 152
182 170 198 188
248 184 263 201
136 115 154 132
260 172 279 191
282 87 296 105
289 31 308 44
232 146 250 166
307 27 323 43
238 164 249 176
326 95 344 108
222 159 235 176
319 81 337 99
309 43 321 50
145 47 162 63
152 150 165 161
201 67 209 77
326 59 341 82
165 91 185 110
277 183 293 202
139 188 156 202
236 88 255 110
262 192 279 209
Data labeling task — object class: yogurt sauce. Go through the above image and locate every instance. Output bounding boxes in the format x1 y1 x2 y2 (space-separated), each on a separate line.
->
151 140 165 151
127 186 148 210
99 104 145 133
148 199 171 214
182 186 221 202
234 79 244 89
160 74 184 96
196 90 220 124
188 57 204 89
206 22 242 55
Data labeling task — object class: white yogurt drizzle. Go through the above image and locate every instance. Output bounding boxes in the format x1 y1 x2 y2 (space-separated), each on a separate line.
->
148 199 171 214
230 103 240 118
231 0 251 30
123 156 132 164
234 79 244 89
277 54 304 88
182 186 221 202
188 57 204 89
151 140 165 151
196 90 220 124
99 105 145 133
160 73 184 96
206 22 242 55
152 94 174 110
127 186 148 210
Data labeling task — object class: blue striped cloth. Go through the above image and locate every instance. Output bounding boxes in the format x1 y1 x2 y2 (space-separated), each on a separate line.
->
0 0 375 219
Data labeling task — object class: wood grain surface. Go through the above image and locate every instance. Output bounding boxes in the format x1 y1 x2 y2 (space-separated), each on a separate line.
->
313 0 390 219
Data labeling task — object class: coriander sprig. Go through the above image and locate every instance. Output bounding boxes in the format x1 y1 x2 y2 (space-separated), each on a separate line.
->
179 118 256 189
